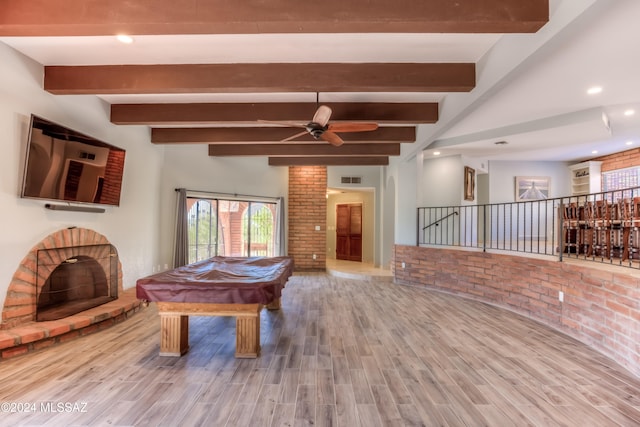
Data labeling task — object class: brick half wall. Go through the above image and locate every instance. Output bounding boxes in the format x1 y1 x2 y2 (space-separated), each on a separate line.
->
393 245 640 377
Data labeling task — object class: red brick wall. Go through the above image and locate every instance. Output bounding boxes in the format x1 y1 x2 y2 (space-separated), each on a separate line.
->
393 245 640 377
288 166 327 271
594 147 640 172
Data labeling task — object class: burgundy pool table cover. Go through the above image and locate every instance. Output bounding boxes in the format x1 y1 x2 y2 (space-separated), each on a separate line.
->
136 256 293 305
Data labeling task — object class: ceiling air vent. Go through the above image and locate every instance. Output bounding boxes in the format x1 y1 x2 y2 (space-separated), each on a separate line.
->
341 176 362 184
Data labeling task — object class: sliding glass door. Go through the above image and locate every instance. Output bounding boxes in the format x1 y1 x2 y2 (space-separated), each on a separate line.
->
186 196 279 264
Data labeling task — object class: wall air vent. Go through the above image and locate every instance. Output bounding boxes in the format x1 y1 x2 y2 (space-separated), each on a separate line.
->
340 176 362 184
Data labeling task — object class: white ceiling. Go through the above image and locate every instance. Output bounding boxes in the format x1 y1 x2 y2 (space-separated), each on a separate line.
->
0 33 501 65
1 0 638 164
428 0 640 162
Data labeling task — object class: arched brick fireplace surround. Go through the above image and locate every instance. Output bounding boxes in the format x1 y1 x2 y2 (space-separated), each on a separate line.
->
2 227 124 328
0 228 141 358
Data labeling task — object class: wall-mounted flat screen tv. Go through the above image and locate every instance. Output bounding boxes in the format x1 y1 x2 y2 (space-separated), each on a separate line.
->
21 115 126 206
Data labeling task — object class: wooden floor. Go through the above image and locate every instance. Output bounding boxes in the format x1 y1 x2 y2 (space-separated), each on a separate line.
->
1 273 640 426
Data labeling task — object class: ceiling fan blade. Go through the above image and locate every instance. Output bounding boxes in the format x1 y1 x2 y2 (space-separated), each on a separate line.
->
327 122 379 132
321 130 344 147
312 105 332 126
257 119 307 129
282 130 310 142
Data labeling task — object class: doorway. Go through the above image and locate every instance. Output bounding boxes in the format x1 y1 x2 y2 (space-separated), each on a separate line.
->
336 203 362 262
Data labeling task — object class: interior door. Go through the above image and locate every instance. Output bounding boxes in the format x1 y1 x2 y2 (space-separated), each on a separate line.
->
336 203 362 262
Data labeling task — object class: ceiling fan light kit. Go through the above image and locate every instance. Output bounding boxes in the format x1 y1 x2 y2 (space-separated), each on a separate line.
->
261 105 379 147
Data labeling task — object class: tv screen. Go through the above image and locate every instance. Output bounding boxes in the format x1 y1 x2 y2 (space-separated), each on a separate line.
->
21 115 126 207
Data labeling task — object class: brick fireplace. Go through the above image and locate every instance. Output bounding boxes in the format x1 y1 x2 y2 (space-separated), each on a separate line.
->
2 227 123 329
35 244 118 321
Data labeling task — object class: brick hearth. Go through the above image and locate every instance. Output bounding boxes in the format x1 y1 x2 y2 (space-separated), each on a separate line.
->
0 288 141 359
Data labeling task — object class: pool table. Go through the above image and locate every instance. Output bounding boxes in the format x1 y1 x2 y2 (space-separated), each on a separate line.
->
136 256 293 358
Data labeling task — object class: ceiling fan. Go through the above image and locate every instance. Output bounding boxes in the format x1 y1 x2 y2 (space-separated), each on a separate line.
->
261 105 379 147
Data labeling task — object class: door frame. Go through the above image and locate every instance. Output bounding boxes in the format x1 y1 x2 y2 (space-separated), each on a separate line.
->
326 188 374 263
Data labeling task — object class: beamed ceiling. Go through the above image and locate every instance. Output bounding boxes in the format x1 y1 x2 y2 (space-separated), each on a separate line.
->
0 0 550 166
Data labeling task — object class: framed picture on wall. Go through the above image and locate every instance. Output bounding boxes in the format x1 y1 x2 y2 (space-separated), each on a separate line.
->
515 176 550 201
464 166 475 201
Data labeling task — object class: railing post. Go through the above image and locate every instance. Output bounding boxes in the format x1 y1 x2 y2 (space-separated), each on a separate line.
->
558 200 564 262
416 208 419 246
483 204 487 252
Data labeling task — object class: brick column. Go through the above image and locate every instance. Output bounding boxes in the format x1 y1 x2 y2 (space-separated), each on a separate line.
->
288 166 327 271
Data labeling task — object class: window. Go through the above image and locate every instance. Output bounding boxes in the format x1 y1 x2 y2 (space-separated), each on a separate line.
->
187 199 218 263
186 195 280 264
602 166 640 199
242 203 275 256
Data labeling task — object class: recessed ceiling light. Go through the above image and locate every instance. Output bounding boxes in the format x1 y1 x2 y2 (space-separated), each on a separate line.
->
116 34 134 44
626 141 634 146
592 150 599 154
624 109 636 116
587 86 602 95
433 151 440 156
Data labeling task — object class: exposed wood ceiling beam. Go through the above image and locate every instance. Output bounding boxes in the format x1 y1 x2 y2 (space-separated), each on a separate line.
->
152 127 416 144
45 63 475 95
208 144 400 157
269 157 390 166
113 103 437 125
0 0 548 35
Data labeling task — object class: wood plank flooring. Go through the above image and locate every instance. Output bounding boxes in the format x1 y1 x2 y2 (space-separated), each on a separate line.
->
1 273 640 426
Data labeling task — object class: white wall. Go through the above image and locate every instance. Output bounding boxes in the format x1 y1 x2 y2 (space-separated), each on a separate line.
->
388 155 418 246
422 155 465 207
419 157 571 206
488 160 571 202
0 42 164 316
157 146 289 266
381 173 396 269
326 165 381 190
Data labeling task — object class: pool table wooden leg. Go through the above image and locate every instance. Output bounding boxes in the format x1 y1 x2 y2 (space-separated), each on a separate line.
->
159 314 189 356
235 311 261 358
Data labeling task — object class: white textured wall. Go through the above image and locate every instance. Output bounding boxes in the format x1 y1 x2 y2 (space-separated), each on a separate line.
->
381 173 396 269
422 155 464 207
0 42 164 317
389 155 417 246
488 160 571 203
